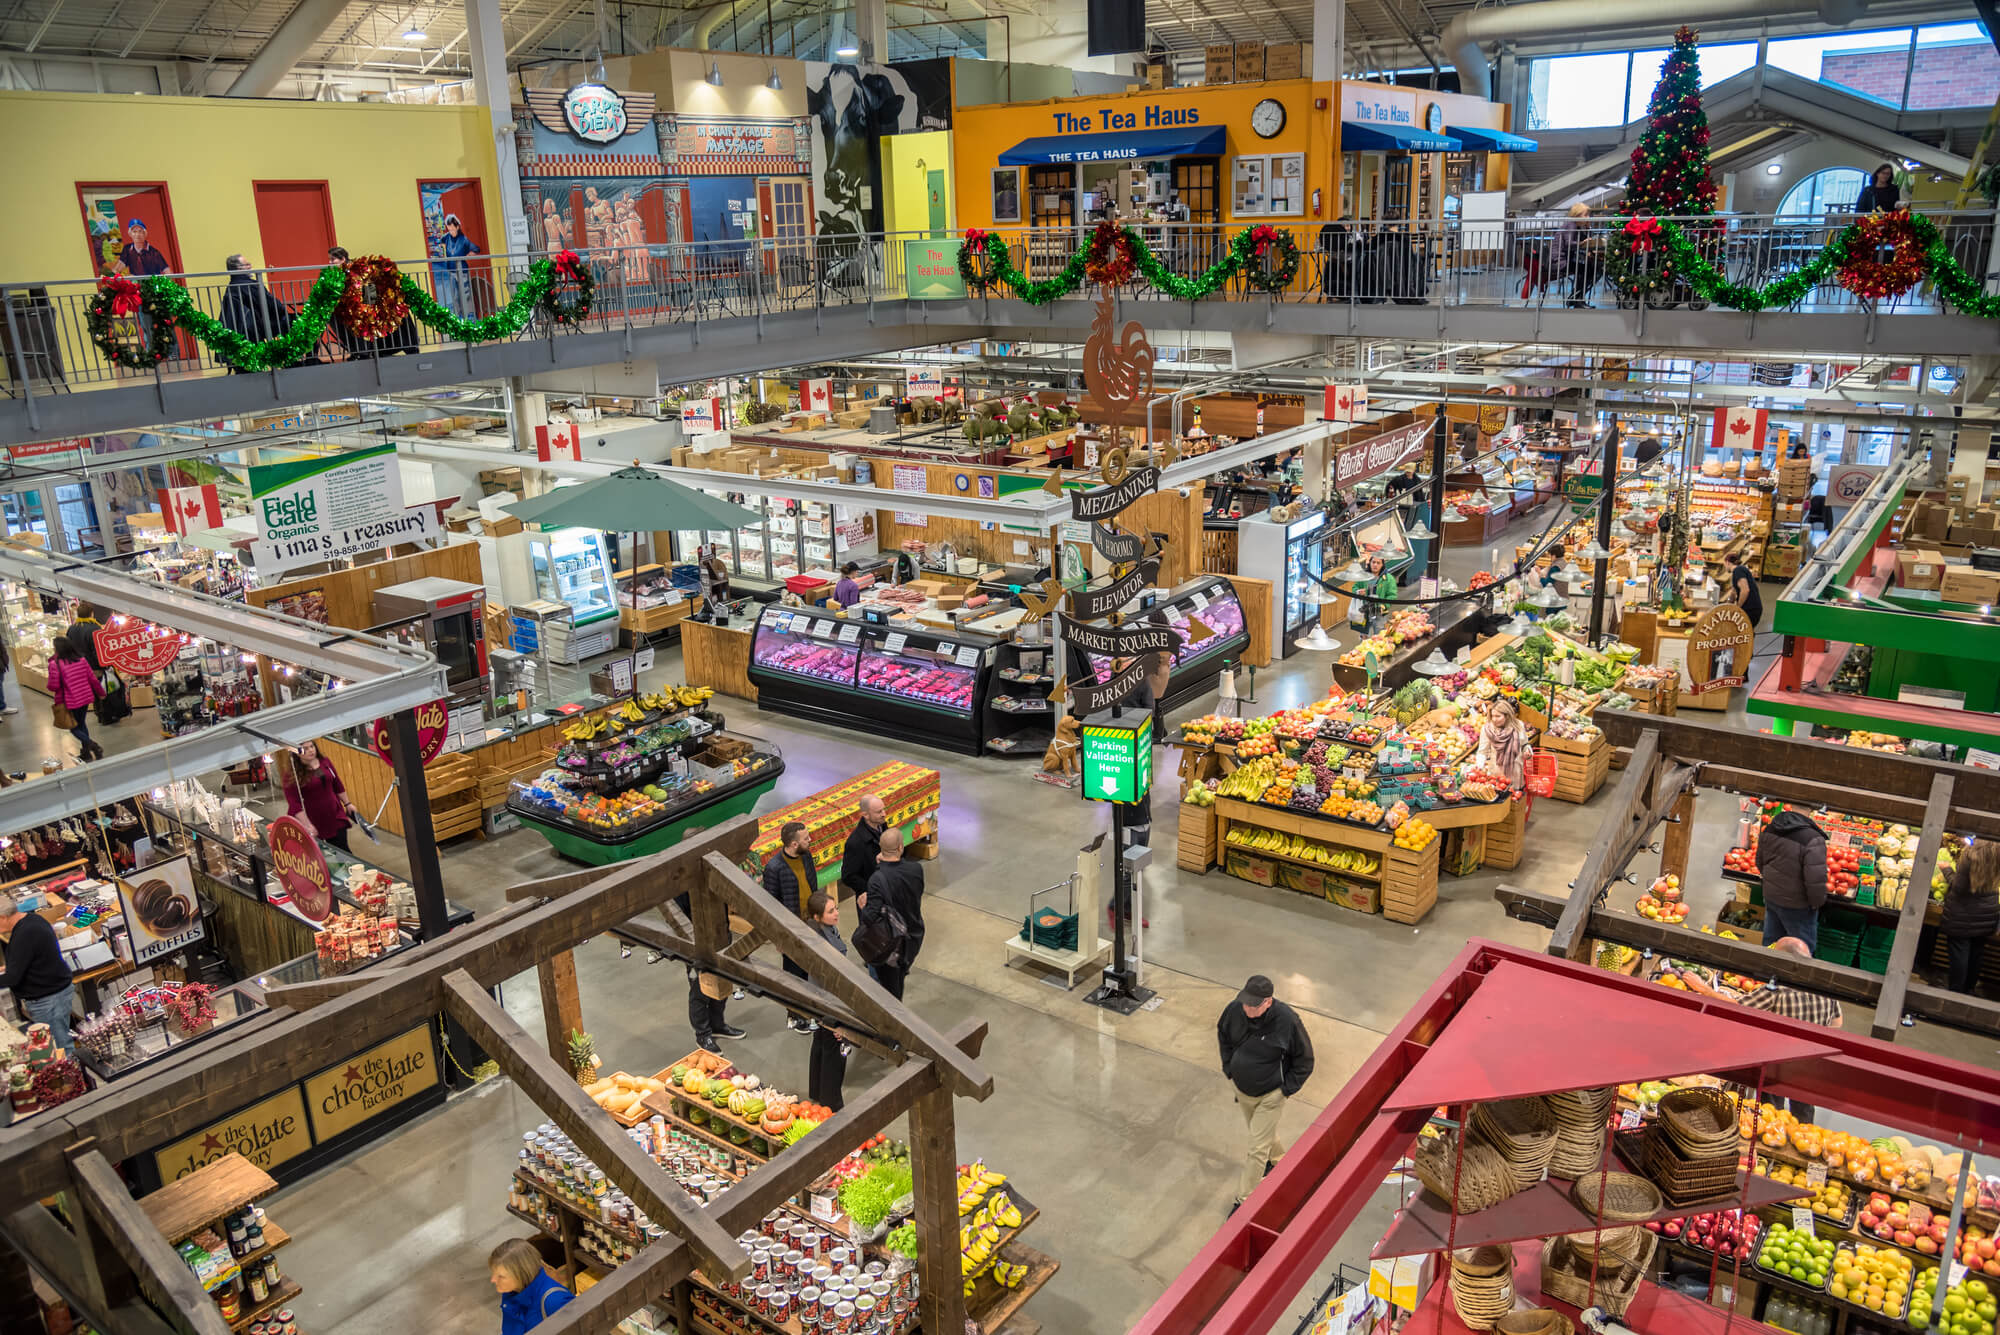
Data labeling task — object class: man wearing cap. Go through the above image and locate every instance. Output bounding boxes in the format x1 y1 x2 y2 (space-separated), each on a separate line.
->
117 220 170 278
1217 975 1314 1210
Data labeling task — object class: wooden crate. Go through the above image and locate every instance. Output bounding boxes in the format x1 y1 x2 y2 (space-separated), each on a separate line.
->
1178 803 1218 872
1552 747 1610 802
432 786 484 841
1380 842 1440 924
1483 800 1526 870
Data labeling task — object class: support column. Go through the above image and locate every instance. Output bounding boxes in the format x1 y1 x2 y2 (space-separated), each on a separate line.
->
856 0 888 63
1310 0 1344 82
909 1085 971 1335
537 951 584 1064
466 0 531 257
1587 426 1619 644
1426 411 1447 581
389 708 449 941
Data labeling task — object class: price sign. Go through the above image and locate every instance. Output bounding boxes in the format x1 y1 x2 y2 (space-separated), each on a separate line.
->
811 620 834 638
883 633 908 654
1792 1205 1816 1234
837 624 860 644
1951 1262 1969 1288
1806 1162 1828 1188
634 647 655 673
1191 592 1210 611
1618 1108 1642 1131
955 646 981 668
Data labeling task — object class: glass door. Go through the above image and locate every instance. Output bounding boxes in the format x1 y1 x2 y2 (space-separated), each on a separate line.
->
1028 165 1077 278
1173 158 1222 273
2 490 51 547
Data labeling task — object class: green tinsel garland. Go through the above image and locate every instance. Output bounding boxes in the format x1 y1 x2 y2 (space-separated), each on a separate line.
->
144 266 348 373
400 261 559 341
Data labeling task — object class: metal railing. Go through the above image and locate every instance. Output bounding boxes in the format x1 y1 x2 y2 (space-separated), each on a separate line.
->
4 210 1995 411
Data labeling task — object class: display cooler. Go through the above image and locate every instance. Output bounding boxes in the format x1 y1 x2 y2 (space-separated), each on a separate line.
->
530 527 620 660
747 605 999 755
1066 577 1252 715
1237 509 1328 659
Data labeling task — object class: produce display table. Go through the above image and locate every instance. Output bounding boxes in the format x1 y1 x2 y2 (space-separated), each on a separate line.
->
746 761 943 890
1213 796 1442 923
1406 1239 1781 1335
510 763 783 865
1330 604 1481 694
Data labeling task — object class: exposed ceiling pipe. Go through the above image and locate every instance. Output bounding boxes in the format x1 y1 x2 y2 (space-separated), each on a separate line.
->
223 0 357 94
1442 0 1866 100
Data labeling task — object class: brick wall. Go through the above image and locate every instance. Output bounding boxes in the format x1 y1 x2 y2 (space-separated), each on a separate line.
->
1820 40 2000 111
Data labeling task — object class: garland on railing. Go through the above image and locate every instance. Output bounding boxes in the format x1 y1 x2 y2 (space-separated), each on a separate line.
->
958 222 1301 303
86 255 589 372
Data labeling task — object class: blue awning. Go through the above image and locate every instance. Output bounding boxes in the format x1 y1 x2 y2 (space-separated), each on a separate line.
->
1447 125 1539 153
1340 121 1461 153
998 125 1227 166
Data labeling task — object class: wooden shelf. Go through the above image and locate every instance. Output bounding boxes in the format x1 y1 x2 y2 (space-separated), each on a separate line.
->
140 1153 276 1244
228 1277 300 1331
967 1242 1060 1335
1220 835 1382 882
194 1223 293 1294
689 1268 801 1334
641 1094 773 1164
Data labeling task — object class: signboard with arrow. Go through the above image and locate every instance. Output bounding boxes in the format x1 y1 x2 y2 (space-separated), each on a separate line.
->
1068 557 1161 621
1057 613 1182 659
1080 712 1152 803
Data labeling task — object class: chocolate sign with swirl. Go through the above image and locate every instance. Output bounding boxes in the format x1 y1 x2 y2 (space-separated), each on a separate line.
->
267 815 333 923
368 699 450 767
116 855 206 964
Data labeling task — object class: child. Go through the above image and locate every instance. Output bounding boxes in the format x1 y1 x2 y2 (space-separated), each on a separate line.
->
807 892 850 1111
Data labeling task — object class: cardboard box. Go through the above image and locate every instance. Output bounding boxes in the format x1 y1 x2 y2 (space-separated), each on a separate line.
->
1223 849 1276 886
1915 500 1952 543
484 514 525 538
1204 44 1234 83
1265 41 1302 80
1940 567 2000 606
1328 878 1381 914
1145 56 1168 89
1234 42 1266 81
1896 550 1944 591
1369 1254 1436 1310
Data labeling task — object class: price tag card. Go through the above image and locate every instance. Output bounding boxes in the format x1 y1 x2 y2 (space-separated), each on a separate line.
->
772 612 792 632
1792 1205 1817 1234
1806 1162 1828 1188
883 633 908 654
634 647 656 673
1618 1108 1642 1131
1191 592 1210 611
809 1191 839 1223
814 620 836 638
838 624 860 644
955 646 981 668
1951 1262 1969 1287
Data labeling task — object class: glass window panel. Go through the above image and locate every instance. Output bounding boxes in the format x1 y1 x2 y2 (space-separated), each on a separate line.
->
1906 24 2000 110
1527 52 1631 129
1777 167 1867 219
1768 28 1912 108
1626 42 1759 121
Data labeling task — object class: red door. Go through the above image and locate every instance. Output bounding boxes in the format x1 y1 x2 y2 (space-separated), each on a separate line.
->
252 181 337 305
78 182 194 360
422 179 491 315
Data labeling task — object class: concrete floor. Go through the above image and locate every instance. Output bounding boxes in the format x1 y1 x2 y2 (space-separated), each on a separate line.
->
17 508 1998 1335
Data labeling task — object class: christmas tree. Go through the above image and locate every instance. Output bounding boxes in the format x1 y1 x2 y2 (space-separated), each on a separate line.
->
1626 26 1718 216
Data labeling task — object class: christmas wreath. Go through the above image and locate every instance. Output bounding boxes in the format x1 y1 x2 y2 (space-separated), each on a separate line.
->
1837 209 1926 302
86 275 177 369
1083 221 1138 288
1239 225 1301 292
958 229 1000 291
335 255 410 340
538 250 595 329
1603 215 1678 300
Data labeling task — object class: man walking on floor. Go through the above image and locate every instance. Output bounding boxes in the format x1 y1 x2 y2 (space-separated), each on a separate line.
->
675 891 745 1053
763 820 820 1033
1218 975 1314 1212
857 826 925 1000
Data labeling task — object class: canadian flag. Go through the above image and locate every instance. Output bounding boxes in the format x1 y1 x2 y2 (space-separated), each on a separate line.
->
1713 405 1768 450
158 484 222 536
1322 383 1370 423
800 378 832 412
536 422 582 463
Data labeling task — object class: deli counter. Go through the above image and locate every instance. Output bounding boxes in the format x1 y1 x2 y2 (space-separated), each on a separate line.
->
747 606 1002 755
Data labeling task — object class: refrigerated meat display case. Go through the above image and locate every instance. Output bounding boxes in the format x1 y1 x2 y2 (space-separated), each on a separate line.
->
1237 508 1328 659
746 606 998 755
1066 576 1253 714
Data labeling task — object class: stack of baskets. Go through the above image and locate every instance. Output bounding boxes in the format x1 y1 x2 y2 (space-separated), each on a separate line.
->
1643 1086 1743 1205
1448 1245 1517 1329
1542 1087 1615 1179
1470 1098 1559 1193
1540 1228 1657 1317
1412 1130 1517 1213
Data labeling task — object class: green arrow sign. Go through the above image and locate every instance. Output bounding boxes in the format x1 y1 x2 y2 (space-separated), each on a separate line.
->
1080 713 1153 804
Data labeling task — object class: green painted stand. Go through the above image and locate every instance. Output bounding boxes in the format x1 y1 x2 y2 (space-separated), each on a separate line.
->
510 776 781 866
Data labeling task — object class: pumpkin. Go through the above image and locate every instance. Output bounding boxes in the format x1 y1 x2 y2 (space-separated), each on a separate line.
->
667 1063 689 1083
681 1073 706 1098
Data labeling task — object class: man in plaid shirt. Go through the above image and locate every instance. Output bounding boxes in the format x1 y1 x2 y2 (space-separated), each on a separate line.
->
1674 937 1840 1119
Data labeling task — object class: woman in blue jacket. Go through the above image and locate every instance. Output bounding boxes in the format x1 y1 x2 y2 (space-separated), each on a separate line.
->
436 213 482 317
491 1238 572 1334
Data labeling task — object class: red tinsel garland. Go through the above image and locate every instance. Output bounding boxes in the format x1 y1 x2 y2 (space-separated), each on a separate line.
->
1083 220 1137 288
336 255 411 341
1836 209 1927 301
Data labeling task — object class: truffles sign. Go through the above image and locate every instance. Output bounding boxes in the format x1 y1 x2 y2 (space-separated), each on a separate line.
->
1070 466 1160 521
1334 420 1432 489
153 1087 313 1182
116 855 205 965
1058 612 1181 658
267 815 333 923
305 1024 439 1141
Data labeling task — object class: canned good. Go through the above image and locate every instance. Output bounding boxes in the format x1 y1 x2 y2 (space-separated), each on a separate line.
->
855 1294 877 1324
868 1280 891 1302
751 1248 771 1282
834 1300 856 1333
828 1246 851 1271
819 1291 841 1327
754 1282 775 1315
810 1263 834 1288
770 1292 792 1324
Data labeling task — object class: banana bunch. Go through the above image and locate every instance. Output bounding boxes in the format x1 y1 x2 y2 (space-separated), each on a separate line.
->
960 1218 1002 1272
991 1260 1029 1289
988 1191 1022 1229
563 717 606 741
956 1165 1005 1215
616 700 646 722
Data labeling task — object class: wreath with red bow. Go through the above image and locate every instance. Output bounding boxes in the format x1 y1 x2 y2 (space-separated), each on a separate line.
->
335 255 410 341
1083 221 1138 288
86 275 178 369
1837 209 1926 302
1240 224 1302 293
958 228 999 291
537 250 596 329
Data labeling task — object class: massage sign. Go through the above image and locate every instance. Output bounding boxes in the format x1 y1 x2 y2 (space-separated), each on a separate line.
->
267 815 334 922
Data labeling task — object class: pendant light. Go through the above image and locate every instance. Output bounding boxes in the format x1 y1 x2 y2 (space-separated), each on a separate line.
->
707 61 726 86
1501 612 1535 635
1333 558 1370 585
1295 625 1343 652
1530 585 1567 611
1412 648 1455 676
767 65 783 90
1575 539 1613 563
1403 515 1437 540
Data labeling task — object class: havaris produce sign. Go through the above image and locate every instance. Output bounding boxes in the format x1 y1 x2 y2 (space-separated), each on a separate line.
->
305 1026 438 1140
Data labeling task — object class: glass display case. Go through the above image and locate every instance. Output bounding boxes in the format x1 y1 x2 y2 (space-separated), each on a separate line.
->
531 527 619 659
508 731 786 863
1070 576 1253 713
747 605 998 755
680 495 847 584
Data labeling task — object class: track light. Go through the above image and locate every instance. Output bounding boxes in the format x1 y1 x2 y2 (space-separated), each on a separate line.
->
402 26 426 40
646 950 664 964
620 944 632 959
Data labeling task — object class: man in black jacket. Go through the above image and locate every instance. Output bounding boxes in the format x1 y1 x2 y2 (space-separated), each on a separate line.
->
859 826 925 1000
0 892 75 1056
673 890 744 1053
762 821 819 1032
1217 975 1314 1210
840 795 888 902
1756 810 1828 951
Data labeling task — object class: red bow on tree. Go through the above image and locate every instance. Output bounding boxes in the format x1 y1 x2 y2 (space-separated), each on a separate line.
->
965 228 990 247
98 275 143 317
1623 216 1663 252
554 250 584 282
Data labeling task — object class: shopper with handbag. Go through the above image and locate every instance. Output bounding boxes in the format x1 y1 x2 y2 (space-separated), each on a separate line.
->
48 638 104 761
855 826 924 1000
805 892 851 1110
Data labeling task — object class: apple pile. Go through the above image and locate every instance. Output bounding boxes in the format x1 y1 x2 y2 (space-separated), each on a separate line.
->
1637 874 1690 923
1655 1207 1759 1260
1959 1225 2000 1279
1861 1192 1950 1255
1910 1272 1997 1335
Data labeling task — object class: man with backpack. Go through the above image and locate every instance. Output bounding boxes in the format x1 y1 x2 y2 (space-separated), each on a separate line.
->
854 826 924 1000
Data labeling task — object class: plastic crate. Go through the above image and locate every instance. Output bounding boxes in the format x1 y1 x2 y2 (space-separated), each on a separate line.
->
1815 935 1859 967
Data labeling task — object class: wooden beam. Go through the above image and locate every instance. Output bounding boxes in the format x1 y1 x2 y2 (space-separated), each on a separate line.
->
1700 765 2000 841
1548 729 1661 962
700 852 995 1100
1873 773 1955 1040
504 864 635 903
0 1206 176 1335
67 1148 232 1335
1658 788 1696 885
612 917 884 1047
909 1085 971 1335
438 970 750 1282
536 950 583 1066
257 975 372 1011
0 817 760 1218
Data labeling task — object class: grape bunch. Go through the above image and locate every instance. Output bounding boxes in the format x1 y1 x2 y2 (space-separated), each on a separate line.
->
1303 740 1330 767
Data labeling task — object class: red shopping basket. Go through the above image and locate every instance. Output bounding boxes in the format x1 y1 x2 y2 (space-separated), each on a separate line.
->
1524 749 1558 799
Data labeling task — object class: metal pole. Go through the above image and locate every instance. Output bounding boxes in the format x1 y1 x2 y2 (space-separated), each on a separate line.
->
388 707 449 941
1588 422 1619 644
1427 410 1448 581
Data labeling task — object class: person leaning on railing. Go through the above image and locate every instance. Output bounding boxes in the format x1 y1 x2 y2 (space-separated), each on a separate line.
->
218 256 319 373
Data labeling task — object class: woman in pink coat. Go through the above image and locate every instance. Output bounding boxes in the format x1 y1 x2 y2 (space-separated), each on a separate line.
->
48 636 104 761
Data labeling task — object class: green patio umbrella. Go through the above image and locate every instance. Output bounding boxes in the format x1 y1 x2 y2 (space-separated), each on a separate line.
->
503 464 765 607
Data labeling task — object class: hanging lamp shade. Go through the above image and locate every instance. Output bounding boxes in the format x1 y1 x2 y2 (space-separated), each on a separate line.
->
503 465 764 531
1295 625 1343 652
1412 648 1455 676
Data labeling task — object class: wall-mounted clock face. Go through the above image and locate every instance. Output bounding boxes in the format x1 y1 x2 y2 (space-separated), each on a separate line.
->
1251 99 1286 139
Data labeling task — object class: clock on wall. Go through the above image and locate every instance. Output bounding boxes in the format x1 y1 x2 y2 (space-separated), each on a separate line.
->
1251 99 1286 138
1426 103 1445 134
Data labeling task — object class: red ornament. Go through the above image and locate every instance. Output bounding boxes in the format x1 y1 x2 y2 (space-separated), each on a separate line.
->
553 249 585 282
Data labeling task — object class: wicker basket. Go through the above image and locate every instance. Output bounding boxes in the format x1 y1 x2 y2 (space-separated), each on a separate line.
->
1544 1087 1615 1179
1540 1231 1656 1318
1496 1311 1574 1335
1449 1245 1517 1330
1656 1086 1740 1159
1412 1131 1518 1213
1471 1098 1559 1193
1641 1124 1741 1205
1558 1223 1647 1265
1567 1170 1664 1223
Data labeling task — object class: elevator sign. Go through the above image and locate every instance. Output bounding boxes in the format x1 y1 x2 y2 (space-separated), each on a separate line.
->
1081 712 1153 803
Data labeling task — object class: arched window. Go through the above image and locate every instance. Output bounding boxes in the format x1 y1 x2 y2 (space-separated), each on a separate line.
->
1777 167 1868 218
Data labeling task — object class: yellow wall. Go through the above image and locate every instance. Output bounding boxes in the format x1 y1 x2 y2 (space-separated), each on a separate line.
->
0 91 504 282
885 131 955 236
951 79 1336 231
520 49 809 118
